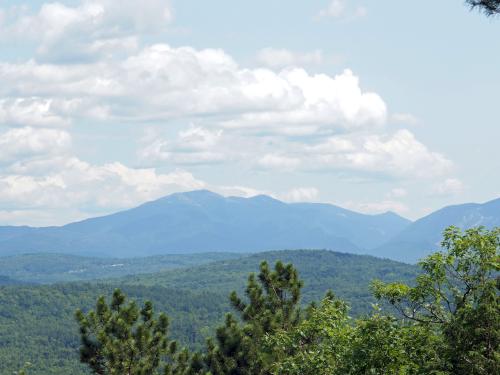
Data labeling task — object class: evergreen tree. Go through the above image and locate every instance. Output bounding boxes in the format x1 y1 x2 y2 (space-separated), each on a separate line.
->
467 0 500 16
204 261 303 375
75 289 178 375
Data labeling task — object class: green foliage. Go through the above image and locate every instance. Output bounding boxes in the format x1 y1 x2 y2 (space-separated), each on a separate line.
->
267 298 444 375
204 261 303 375
373 226 500 374
126 250 419 316
4 237 496 375
0 283 228 375
344 312 444 375
0 250 419 374
266 295 352 375
443 278 500 374
75 289 176 375
14 362 32 375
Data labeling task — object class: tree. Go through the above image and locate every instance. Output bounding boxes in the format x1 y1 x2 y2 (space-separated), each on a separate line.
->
466 0 500 16
204 261 304 375
267 296 443 375
373 226 500 374
265 294 352 375
75 289 179 375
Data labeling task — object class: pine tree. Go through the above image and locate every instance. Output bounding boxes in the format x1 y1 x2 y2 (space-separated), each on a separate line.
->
204 261 304 375
466 0 500 16
75 289 178 375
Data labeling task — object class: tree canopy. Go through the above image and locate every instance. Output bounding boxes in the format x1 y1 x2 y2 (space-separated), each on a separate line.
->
467 0 500 16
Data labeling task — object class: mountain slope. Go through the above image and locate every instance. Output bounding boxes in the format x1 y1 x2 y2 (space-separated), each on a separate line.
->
375 198 500 263
0 252 243 284
0 190 411 258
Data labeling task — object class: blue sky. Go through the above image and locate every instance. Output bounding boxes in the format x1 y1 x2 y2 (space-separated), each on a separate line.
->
0 0 498 225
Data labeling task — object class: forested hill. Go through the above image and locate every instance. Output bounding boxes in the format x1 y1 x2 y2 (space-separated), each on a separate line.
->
124 249 419 313
0 283 229 375
0 275 26 285
0 252 242 284
0 249 418 375
0 190 411 258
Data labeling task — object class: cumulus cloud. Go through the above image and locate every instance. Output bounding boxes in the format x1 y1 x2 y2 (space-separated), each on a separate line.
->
0 157 205 224
221 68 387 134
0 46 387 135
138 126 226 166
1 0 172 61
347 130 452 178
256 48 323 69
282 187 319 202
258 130 453 179
0 98 71 127
0 5 459 225
0 125 206 224
432 178 465 196
0 127 71 165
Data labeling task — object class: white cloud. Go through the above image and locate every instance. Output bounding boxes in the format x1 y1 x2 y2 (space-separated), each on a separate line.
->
387 188 407 198
0 8 459 226
258 130 453 178
257 154 301 170
214 185 271 199
221 68 387 134
355 130 452 177
256 48 323 69
0 98 71 127
319 0 346 18
432 178 465 196
318 1 367 20
0 157 205 224
0 127 71 165
1 0 172 62
138 126 226 166
282 187 319 202
0 46 387 135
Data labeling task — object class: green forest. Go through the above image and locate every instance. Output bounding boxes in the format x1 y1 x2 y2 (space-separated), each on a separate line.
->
0 250 418 374
1 226 498 374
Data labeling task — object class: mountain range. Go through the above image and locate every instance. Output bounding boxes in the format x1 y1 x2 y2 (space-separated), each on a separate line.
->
0 190 498 263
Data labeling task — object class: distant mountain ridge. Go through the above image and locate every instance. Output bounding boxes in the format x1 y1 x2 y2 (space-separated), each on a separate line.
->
0 190 410 258
0 190 498 263
375 197 500 263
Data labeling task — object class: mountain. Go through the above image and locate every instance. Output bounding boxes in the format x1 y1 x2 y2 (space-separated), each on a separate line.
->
0 190 411 258
375 197 500 263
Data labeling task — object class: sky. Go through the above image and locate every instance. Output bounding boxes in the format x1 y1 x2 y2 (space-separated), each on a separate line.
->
0 0 498 226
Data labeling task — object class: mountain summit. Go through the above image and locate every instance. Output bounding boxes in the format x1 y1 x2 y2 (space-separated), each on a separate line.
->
0 190 410 258
1 191 498 263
